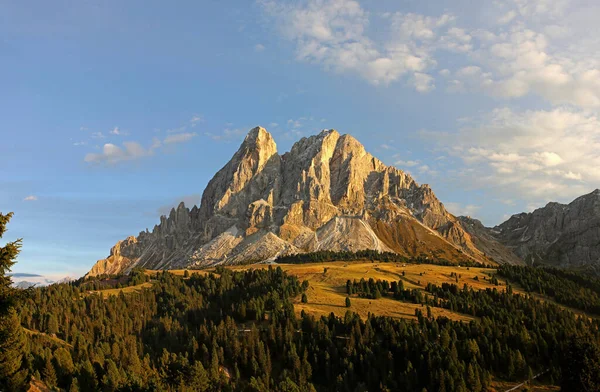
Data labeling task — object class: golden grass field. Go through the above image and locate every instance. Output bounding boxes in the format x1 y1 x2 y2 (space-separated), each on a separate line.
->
138 262 591 323
88 281 154 298
225 262 498 322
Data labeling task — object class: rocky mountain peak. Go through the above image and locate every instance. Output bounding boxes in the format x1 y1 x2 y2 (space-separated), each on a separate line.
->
491 189 600 268
86 126 510 277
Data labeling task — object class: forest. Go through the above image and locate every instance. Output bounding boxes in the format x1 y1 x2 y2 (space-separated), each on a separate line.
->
497 264 600 315
275 249 488 268
0 267 598 391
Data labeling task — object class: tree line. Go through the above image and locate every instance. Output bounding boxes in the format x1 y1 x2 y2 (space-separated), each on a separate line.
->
275 249 489 268
497 264 600 315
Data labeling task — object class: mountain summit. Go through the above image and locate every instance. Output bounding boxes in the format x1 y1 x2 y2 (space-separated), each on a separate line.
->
87 127 516 276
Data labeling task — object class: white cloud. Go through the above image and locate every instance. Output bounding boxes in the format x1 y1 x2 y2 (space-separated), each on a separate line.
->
190 115 203 126
426 107 600 200
439 1 600 108
261 0 600 109
91 132 104 139
260 0 460 90
23 195 37 201
84 133 196 164
163 132 197 144
82 115 201 164
394 159 420 167
84 142 154 164
413 72 435 92
254 43 266 52
205 128 246 142
497 10 517 25
444 202 481 217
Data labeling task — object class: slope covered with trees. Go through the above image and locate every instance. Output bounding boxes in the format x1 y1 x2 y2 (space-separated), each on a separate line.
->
497 264 600 315
8 262 600 391
0 213 28 391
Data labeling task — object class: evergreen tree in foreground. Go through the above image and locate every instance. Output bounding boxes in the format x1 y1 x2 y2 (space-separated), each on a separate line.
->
561 334 600 391
0 212 28 391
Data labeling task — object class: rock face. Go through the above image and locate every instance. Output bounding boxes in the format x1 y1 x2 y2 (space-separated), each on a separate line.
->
87 127 511 276
491 189 600 270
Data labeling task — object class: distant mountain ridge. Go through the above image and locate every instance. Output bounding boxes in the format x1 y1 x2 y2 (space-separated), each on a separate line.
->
490 189 600 271
87 127 522 276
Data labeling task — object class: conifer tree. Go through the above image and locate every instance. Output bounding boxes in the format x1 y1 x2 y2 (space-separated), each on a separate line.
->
42 356 57 388
69 378 80 392
561 334 600 391
190 361 209 391
0 212 28 391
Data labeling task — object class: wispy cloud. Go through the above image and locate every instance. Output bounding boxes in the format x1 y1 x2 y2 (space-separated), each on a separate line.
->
260 0 464 90
423 107 600 201
23 195 38 201
84 142 155 164
205 128 246 142
444 202 481 217
254 43 266 52
394 159 420 168
260 0 600 108
83 115 201 164
190 115 203 126
164 132 197 144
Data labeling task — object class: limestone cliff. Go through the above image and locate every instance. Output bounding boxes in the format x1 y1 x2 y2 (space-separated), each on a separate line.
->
87 127 504 276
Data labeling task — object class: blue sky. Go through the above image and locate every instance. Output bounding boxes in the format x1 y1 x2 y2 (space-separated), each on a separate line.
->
3 0 600 278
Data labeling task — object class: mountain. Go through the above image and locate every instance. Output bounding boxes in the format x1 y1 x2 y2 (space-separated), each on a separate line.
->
87 127 517 277
490 189 600 270
10 274 74 288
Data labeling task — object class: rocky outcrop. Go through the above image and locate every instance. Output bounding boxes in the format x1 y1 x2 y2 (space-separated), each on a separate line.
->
491 189 600 269
457 217 522 265
87 127 504 276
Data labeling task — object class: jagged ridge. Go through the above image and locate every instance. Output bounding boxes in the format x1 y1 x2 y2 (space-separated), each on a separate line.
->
87 127 512 276
491 189 600 269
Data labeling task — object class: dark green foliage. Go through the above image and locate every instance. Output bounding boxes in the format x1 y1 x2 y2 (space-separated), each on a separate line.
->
78 267 151 291
560 334 600 391
13 259 600 391
498 265 600 314
0 212 28 391
347 278 422 303
275 250 489 267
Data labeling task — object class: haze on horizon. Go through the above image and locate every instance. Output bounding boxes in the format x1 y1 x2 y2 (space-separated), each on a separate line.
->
3 0 600 278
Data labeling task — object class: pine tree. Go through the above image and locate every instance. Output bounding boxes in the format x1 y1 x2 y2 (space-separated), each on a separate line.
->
69 378 80 392
561 334 600 391
0 212 28 391
190 361 209 391
301 293 308 303
78 360 97 391
345 297 351 308
0 310 28 391
42 356 57 388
